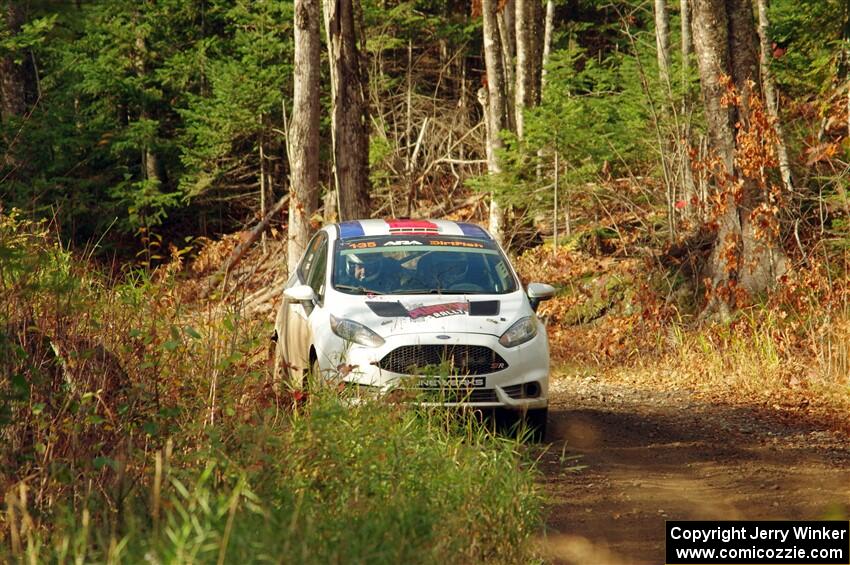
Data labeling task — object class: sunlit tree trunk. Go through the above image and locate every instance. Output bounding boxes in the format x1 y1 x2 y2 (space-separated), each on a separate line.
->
515 0 543 138
654 0 671 90
324 0 371 220
692 0 736 171
681 0 692 90
496 4 515 131
481 0 508 244
679 0 698 224
755 0 792 193
542 0 554 89
692 0 785 310
289 0 321 272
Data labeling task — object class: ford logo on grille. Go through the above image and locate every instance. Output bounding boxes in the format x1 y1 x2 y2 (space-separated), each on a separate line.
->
436 335 451 340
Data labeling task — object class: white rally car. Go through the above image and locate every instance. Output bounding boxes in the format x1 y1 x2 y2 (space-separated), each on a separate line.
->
273 219 555 434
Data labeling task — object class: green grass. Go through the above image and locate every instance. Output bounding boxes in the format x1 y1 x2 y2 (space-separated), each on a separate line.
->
4 393 541 564
0 212 543 563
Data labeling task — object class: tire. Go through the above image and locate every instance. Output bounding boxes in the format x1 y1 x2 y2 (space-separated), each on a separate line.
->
271 334 288 385
304 355 321 390
522 407 548 443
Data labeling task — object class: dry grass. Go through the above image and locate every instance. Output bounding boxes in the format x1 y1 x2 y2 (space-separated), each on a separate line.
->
516 241 850 430
0 213 542 563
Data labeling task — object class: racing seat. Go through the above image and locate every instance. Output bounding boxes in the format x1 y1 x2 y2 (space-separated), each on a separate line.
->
415 251 472 292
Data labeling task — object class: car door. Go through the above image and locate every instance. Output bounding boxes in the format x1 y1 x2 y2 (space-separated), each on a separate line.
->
276 232 327 383
302 236 329 371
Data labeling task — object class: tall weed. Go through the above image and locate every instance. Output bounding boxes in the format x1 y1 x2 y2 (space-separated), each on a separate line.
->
1 211 542 563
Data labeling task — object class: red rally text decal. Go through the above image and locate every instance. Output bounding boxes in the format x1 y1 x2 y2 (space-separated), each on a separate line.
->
407 302 468 319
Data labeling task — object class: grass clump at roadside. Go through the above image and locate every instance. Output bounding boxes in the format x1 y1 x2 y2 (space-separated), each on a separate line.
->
0 211 542 563
6 393 540 564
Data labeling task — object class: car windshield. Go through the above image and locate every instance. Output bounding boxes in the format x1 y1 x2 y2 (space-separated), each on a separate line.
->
332 235 518 295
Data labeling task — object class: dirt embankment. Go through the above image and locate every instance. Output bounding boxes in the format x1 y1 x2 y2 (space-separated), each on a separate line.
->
538 374 850 565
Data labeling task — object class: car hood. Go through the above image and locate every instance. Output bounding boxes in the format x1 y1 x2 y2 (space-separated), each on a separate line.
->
332 291 529 338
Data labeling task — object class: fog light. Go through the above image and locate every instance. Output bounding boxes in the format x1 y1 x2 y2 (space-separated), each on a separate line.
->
523 381 541 398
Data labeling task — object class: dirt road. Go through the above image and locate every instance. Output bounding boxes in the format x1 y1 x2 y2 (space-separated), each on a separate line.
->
538 374 850 564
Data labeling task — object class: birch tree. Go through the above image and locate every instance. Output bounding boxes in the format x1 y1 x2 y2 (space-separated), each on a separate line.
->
680 0 692 90
480 0 509 243
288 0 321 272
755 0 792 192
654 0 671 90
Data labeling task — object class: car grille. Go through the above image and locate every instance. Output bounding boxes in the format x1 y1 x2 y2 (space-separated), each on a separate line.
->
417 384 525 403
378 345 508 375
418 388 497 403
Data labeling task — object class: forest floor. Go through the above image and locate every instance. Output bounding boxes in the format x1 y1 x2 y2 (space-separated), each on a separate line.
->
536 371 850 564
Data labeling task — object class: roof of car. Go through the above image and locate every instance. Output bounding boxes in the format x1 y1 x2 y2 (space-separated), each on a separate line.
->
336 219 492 240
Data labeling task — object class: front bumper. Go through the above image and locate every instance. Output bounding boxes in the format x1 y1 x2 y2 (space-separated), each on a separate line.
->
316 331 549 411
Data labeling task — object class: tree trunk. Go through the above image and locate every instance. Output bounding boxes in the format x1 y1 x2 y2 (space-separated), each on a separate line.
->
679 0 697 224
324 0 371 220
289 0 321 273
681 0 692 89
1 3 36 168
515 0 543 138
654 0 672 90
727 0 761 123
1 4 27 120
756 0 792 192
692 0 785 308
134 22 161 191
496 9 515 131
536 0 555 182
692 0 736 171
259 132 268 253
503 0 516 54
541 0 554 91
481 0 509 244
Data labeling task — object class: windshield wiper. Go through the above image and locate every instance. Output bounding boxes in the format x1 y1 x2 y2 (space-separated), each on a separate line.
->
394 289 441 295
335 284 386 295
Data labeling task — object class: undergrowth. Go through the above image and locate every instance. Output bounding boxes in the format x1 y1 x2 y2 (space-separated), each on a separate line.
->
518 238 850 425
0 211 541 563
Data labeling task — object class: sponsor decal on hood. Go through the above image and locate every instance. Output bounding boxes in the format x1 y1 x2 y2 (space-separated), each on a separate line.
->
407 302 467 319
366 300 501 319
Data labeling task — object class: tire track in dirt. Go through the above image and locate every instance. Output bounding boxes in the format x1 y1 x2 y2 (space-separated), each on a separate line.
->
537 375 850 564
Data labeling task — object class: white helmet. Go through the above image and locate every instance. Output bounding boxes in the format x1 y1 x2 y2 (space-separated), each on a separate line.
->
345 252 384 283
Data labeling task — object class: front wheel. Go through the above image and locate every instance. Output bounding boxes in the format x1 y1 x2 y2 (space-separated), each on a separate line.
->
522 407 548 443
304 356 321 390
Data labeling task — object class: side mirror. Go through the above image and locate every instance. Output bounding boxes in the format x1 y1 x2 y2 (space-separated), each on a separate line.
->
284 284 316 303
527 282 556 312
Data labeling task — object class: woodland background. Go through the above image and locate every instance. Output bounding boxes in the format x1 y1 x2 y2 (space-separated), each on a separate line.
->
1 0 849 561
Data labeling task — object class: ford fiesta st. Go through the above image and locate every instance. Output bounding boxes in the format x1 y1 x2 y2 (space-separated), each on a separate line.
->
272 219 555 436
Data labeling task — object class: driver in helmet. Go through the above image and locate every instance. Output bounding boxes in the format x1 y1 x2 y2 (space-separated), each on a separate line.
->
342 252 394 292
349 253 382 282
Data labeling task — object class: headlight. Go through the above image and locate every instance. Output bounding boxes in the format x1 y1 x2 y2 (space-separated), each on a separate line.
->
499 316 538 347
330 314 385 347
